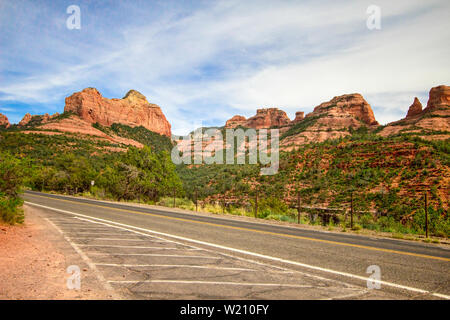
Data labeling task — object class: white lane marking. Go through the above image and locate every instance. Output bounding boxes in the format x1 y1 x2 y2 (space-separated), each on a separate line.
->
95 264 257 272
323 290 370 300
88 253 219 258
71 238 148 241
61 232 131 235
29 202 450 299
77 244 200 251
52 209 369 287
44 218 121 300
108 280 315 288
75 244 191 249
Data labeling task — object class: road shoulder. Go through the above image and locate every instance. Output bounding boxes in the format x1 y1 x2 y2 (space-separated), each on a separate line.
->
0 205 115 299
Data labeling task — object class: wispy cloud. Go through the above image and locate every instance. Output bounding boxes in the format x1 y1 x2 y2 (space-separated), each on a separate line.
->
0 0 449 133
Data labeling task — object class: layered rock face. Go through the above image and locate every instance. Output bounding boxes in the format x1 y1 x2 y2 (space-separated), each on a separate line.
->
281 93 379 150
0 113 10 128
64 88 171 137
379 85 450 139
225 115 247 128
291 111 304 124
246 108 291 129
406 98 423 118
18 112 59 126
312 93 379 126
225 108 291 129
18 113 32 126
424 85 450 113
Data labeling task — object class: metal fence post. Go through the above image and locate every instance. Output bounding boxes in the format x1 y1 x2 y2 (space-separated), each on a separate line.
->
195 189 198 212
350 192 354 229
425 192 428 238
255 190 258 218
173 187 176 208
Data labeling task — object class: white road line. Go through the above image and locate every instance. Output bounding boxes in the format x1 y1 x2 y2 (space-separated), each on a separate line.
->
95 263 257 271
44 218 121 300
88 253 220 258
71 238 148 241
76 244 187 249
108 280 316 288
62 232 129 235
28 201 450 299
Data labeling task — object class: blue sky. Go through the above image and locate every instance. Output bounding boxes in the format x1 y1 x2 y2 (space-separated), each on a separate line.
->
1 0 449 134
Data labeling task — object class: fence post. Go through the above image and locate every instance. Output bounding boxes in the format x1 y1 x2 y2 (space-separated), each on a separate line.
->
255 190 258 218
297 191 301 224
425 192 428 238
195 189 198 212
173 187 176 208
350 192 354 229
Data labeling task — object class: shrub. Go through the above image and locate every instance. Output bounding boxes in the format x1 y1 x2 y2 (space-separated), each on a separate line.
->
0 196 24 224
0 152 24 224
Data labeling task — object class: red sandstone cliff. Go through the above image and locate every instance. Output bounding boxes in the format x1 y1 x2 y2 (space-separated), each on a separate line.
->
0 113 10 128
311 93 378 126
225 108 291 129
379 85 450 139
405 98 423 119
64 88 171 137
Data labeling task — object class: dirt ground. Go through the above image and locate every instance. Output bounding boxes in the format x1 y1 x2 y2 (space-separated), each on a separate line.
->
0 206 113 299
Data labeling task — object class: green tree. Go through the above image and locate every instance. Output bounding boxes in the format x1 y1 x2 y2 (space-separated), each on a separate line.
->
0 152 24 224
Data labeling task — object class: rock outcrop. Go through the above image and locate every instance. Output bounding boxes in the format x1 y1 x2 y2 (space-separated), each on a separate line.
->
281 93 379 150
406 98 423 119
379 85 450 139
225 115 247 129
245 108 291 129
0 113 10 128
291 111 304 124
64 88 171 137
225 108 291 129
424 85 450 113
18 113 32 126
312 93 379 126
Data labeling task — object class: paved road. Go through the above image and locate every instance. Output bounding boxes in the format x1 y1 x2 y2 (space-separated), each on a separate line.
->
24 191 450 299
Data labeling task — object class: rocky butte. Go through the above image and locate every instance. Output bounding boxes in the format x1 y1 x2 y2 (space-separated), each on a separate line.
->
225 108 291 129
405 97 423 119
280 93 380 149
0 113 10 128
64 88 171 137
379 85 450 139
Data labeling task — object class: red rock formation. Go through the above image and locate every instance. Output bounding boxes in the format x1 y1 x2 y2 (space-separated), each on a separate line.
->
224 108 291 129
379 85 449 139
64 88 172 137
405 97 423 118
424 85 450 113
38 115 143 148
244 108 291 129
0 113 10 128
312 93 379 126
291 111 304 124
18 113 32 126
225 115 247 129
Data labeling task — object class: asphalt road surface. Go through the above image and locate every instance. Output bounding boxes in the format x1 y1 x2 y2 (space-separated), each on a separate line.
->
24 190 450 300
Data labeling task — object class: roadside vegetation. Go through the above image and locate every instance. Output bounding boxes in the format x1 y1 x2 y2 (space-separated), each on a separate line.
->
0 125 448 238
0 152 24 224
176 128 449 238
